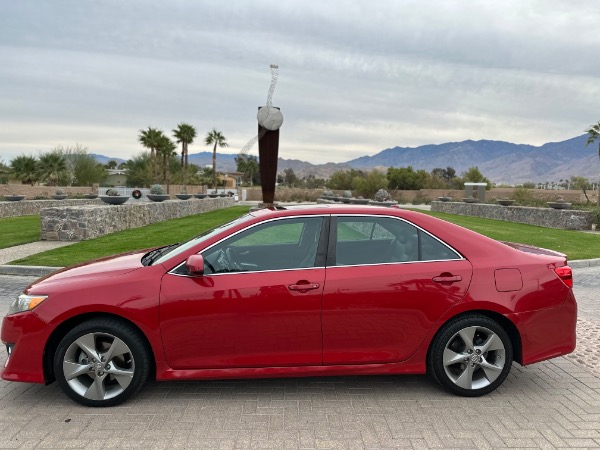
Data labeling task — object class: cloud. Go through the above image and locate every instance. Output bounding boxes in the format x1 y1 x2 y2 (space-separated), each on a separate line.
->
1 0 599 165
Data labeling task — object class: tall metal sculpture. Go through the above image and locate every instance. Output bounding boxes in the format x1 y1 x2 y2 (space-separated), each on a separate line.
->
239 64 283 207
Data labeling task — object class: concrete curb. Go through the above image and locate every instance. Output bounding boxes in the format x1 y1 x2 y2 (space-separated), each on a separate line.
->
0 265 62 277
2 258 600 277
569 258 600 268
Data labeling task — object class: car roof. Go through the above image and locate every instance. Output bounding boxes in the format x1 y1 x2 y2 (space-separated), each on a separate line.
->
246 204 526 263
249 203 409 217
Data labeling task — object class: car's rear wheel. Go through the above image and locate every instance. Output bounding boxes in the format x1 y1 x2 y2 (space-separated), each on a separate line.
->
428 315 513 396
54 318 150 407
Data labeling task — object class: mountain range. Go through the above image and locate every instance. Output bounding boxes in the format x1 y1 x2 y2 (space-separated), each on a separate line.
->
94 134 600 184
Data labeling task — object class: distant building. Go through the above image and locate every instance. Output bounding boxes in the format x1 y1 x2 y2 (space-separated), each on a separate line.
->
218 173 242 189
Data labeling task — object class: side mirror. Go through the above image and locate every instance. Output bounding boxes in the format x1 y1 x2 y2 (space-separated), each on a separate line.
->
185 254 204 275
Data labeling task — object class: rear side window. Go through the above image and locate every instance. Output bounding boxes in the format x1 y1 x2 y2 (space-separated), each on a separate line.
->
334 216 460 266
419 230 461 261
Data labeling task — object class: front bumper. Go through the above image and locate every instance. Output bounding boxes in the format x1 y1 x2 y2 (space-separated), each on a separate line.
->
1 312 50 384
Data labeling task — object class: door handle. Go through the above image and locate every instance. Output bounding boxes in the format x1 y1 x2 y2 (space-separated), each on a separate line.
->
432 275 462 283
288 283 320 291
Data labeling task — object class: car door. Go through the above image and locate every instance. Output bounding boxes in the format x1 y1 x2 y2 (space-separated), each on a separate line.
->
322 215 473 365
159 216 327 369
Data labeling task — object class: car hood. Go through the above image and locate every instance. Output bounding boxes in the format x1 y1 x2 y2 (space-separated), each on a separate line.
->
26 251 146 291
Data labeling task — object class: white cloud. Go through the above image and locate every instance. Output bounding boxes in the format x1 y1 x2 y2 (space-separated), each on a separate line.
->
1 0 599 165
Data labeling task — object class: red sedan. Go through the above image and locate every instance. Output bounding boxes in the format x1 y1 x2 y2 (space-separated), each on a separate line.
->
1 205 576 406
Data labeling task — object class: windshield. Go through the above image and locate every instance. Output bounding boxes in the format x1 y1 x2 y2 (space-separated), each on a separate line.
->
151 214 253 265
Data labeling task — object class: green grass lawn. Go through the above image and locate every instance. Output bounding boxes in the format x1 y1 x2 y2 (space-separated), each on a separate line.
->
0 215 40 249
9 206 249 267
4 206 600 267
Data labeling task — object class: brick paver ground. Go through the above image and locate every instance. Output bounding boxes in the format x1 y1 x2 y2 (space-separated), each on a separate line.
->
0 268 599 449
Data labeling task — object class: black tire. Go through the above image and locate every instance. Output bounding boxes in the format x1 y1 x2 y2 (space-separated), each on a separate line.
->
428 315 513 397
53 318 150 407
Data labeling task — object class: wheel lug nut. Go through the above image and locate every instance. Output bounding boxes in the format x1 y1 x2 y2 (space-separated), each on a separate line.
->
106 364 111 370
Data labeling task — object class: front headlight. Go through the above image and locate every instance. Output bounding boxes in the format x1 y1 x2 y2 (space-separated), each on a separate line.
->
8 294 48 315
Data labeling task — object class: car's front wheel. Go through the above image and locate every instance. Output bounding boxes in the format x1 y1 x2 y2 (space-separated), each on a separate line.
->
54 318 150 407
428 315 513 396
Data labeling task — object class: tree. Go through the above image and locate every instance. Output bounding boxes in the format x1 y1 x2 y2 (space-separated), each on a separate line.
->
585 121 600 205
429 166 457 188
36 151 67 186
0 159 10 184
235 154 260 186
138 127 163 181
353 170 388 198
105 160 118 169
327 169 365 190
204 129 228 189
570 176 592 204
125 153 153 188
304 174 324 189
283 168 298 187
156 135 177 186
461 166 491 189
10 155 38 185
173 123 197 170
70 153 107 186
387 166 426 190
58 144 107 186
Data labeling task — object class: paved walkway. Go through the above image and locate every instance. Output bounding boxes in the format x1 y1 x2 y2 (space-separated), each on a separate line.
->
0 267 599 449
0 241 73 265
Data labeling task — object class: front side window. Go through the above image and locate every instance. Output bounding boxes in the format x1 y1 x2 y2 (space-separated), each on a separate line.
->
334 216 460 266
202 216 324 274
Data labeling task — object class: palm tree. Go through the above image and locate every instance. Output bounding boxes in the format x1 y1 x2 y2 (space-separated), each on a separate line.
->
172 123 197 169
585 121 600 205
204 128 228 190
10 155 38 185
156 135 177 187
138 127 163 181
36 152 67 186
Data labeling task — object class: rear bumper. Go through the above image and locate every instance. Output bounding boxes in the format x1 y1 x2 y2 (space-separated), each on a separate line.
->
509 290 577 366
1 312 49 384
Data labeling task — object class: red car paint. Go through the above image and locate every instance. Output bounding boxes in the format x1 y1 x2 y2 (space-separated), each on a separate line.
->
1 205 576 386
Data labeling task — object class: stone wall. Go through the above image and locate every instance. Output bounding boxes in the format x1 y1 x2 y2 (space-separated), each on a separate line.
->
41 197 235 241
431 201 595 230
0 199 102 219
241 187 588 203
0 184 96 199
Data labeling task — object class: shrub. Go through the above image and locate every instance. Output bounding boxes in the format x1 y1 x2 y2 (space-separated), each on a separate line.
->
510 187 546 207
374 189 392 202
411 193 432 205
106 189 120 196
150 184 165 195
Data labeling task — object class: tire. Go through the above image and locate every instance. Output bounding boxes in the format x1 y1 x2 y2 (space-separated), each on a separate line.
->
428 315 513 397
53 318 150 407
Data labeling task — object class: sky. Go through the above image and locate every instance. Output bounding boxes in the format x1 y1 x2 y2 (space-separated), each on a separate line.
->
1 0 599 165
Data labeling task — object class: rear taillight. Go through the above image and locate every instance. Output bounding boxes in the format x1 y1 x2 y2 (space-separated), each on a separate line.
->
554 266 573 288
